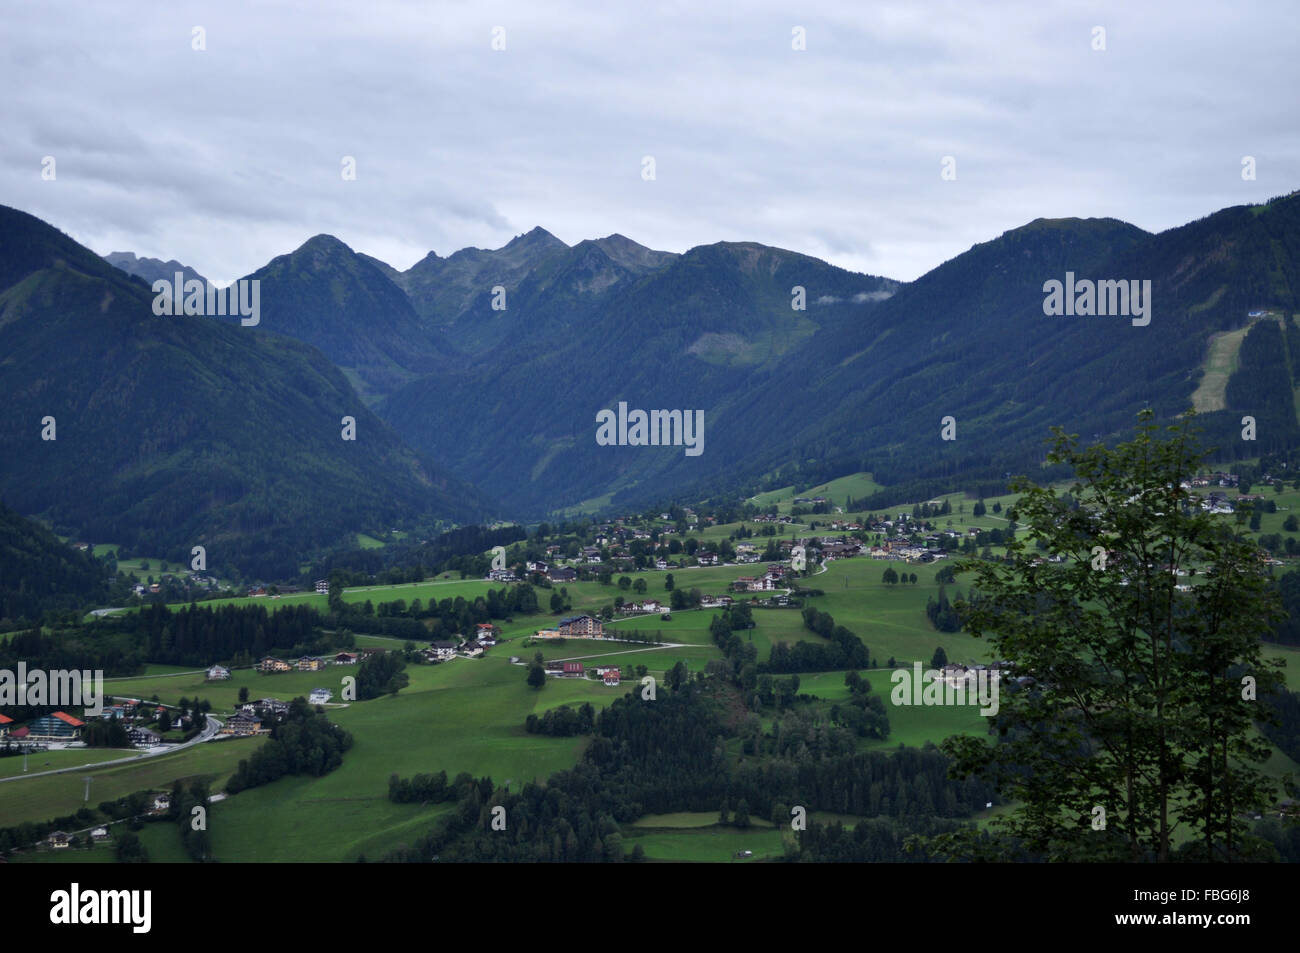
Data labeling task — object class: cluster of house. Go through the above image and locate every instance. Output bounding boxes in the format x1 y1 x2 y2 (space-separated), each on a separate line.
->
126 570 217 598
246 652 360 676
45 826 115 849
615 599 665 615
540 660 622 685
939 662 1010 688
419 623 502 663
732 564 792 592
219 693 333 737
45 790 184 848
0 702 172 748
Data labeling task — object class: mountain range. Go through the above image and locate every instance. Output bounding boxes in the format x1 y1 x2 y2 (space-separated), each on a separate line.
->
2 191 1299 576
0 206 487 579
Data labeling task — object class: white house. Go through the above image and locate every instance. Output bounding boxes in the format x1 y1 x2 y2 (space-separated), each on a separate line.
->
206 664 231 681
309 688 332 705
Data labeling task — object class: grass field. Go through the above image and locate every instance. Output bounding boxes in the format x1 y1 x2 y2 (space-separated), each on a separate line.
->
0 746 140 779
103 666 347 712
16 482 1300 862
0 737 264 827
622 822 787 861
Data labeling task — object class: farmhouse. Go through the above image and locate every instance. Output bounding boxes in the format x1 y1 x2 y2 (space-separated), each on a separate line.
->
334 652 358 665
206 664 231 680
603 669 621 686
430 640 458 660
562 661 584 677
128 726 161 746
547 567 577 583
308 688 332 705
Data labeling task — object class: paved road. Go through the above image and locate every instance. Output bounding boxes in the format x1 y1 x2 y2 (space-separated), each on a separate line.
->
0 715 223 784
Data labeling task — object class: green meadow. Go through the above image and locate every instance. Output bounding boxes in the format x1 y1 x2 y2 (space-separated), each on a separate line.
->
0 737 264 827
15 484 1300 862
623 824 788 861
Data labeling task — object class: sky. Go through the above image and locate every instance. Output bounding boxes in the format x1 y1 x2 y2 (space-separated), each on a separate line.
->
2 0 1297 285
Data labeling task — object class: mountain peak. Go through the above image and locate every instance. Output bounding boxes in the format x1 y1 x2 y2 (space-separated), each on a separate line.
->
503 226 567 252
589 233 676 272
103 250 209 288
295 233 353 256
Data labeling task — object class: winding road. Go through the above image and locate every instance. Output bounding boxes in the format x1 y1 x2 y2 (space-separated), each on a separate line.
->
0 714 224 784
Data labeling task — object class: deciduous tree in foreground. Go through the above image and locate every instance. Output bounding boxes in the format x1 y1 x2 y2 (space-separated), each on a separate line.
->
940 411 1286 862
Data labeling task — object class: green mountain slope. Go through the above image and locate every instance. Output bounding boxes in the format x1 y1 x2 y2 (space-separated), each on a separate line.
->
232 234 460 403
378 194 1300 515
0 501 110 624
684 195 1300 504
0 206 490 579
377 239 898 513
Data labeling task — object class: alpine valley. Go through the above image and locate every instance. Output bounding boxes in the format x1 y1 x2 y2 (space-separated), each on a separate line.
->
3 191 1300 576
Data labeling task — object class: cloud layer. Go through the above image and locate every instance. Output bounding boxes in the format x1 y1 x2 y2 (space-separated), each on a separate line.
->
2 0 1295 283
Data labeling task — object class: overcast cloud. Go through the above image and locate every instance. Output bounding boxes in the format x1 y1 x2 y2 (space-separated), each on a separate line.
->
2 0 1296 284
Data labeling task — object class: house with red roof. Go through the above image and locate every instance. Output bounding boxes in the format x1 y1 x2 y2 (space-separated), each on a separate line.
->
26 711 85 741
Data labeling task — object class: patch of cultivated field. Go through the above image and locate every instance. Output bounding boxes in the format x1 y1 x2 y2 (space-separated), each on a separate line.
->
103 666 349 711
793 472 885 510
791 668 990 749
803 557 992 665
622 823 788 861
206 657 618 861
0 747 139 779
